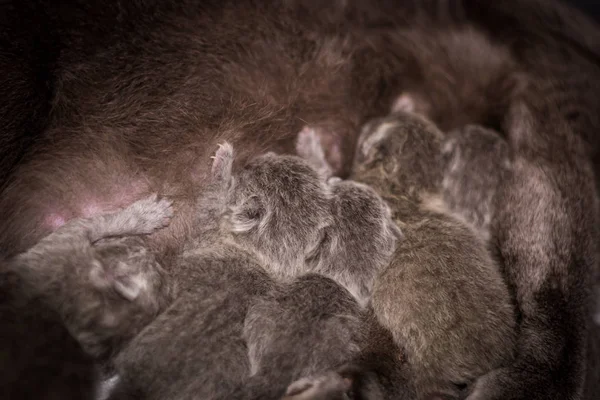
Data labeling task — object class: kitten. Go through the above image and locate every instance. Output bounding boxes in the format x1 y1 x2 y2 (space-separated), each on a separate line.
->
350 111 516 400
110 144 403 400
6 194 174 360
222 134 401 306
464 97 599 400
439 124 512 242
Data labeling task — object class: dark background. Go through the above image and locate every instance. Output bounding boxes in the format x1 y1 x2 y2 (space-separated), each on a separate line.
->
569 0 600 19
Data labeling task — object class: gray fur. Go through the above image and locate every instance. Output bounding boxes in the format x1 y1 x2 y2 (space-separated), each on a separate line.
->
109 145 406 400
221 147 334 280
351 111 517 400
440 125 512 242
281 308 416 400
312 179 402 307
464 98 599 400
233 274 368 400
2 1 600 398
220 133 401 307
297 127 403 307
6 194 174 359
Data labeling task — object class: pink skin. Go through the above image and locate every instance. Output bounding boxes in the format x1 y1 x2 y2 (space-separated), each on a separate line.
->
44 213 68 230
299 125 343 175
326 141 342 173
391 93 416 113
81 201 103 219
42 178 151 232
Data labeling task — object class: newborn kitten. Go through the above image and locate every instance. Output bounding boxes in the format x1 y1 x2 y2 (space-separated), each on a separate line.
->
222 131 401 307
464 98 599 400
297 127 403 307
392 95 512 244
351 111 516 400
110 145 402 400
108 147 274 400
439 125 512 242
6 194 174 360
195 140 406 399
233 273 370 400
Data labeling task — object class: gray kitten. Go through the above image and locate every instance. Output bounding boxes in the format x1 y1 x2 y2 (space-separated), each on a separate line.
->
439 125 512 242
221 134 401 307
350 111 516 400
297 127 403 307
233 273 372 400
464 98 599 400
219 140 405 398
6 194 174 360
392 95 511 241
109 144 402 400
108 147 274 400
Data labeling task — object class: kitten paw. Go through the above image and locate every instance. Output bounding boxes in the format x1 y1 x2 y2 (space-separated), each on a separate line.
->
283 372 352 400
123 194 174 234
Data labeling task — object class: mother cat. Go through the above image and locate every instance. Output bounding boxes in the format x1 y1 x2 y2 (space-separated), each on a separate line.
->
0 0 599 399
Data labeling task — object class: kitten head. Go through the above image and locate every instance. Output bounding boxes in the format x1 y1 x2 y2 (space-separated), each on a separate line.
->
354 111 444 196
306 178 402 305
93 236 172 310
211 143 333 278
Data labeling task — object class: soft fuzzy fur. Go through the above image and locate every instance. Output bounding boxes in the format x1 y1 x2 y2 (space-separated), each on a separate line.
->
0 0 599 399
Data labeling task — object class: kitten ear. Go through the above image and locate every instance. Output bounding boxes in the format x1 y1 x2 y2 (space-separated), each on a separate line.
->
113 276 142 301
305 224 334 269
389 220 404 240
296 126 334 180
356 122 390 165
504 100 536 150
230 195 265 233
211 142 234 184
89 260 144 301
391 93 416 113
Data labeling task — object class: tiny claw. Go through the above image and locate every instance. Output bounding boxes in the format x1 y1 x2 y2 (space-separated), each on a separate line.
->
147 193 158 202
